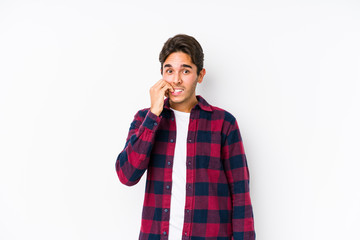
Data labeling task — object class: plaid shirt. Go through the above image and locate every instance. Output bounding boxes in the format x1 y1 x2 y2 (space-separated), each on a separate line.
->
115 95 255 240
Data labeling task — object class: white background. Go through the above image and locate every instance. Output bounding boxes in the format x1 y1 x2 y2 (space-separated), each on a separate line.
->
1 0 359 239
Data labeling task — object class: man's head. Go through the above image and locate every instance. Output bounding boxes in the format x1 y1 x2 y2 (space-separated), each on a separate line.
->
158 34 206 112
159 34 204 76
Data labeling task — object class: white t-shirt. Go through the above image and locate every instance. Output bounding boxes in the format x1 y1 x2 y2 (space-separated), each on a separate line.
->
168 108 190 240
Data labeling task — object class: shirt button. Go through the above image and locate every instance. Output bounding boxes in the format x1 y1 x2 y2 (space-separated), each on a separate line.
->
163 231 167 235
188 139 192 142
188 161 191 165
167 161 171 166
154 122 157 126
170 139 174 143
164 209 168 212
171 118 174 121
166 185 170 189
185 232 187 236
186 209 190 213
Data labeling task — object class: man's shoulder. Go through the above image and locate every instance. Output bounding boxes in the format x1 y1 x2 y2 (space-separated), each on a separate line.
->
208 104 237 125
132 102 237 125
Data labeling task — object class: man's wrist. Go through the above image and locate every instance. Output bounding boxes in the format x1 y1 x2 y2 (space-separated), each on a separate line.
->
150 108 161 116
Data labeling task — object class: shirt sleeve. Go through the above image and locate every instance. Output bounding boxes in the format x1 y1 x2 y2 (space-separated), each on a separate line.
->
222 117 256 240
115 109 162 186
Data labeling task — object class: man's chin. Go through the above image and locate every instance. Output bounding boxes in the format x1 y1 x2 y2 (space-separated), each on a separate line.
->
169 97 183 105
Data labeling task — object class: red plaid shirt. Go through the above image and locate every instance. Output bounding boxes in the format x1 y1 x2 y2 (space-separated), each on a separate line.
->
115 95 255 240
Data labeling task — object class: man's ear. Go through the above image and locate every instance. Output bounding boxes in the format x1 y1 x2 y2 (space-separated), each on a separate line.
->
197 68 206 83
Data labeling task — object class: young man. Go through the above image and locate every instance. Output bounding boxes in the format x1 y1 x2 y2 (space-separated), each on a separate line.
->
115 34 255 240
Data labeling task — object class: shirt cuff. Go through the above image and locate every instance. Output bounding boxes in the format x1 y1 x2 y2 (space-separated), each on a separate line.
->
142 109 162 131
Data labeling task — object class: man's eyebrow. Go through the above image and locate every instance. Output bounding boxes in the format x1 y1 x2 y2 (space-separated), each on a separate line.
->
163 64 193 69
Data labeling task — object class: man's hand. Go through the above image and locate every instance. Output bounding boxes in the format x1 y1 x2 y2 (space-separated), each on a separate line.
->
149 79 174 116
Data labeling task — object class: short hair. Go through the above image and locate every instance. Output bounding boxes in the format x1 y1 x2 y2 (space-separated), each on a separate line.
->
159 34 204 75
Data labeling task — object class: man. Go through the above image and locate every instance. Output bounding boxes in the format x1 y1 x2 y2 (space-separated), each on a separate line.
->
115 34 255 240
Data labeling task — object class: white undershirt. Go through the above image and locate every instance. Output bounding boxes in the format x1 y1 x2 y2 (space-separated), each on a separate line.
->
168 108 190 240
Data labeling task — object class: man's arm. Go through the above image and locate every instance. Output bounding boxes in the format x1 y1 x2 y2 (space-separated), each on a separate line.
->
115 109 161 186
115 79 174 186
221 114 256 240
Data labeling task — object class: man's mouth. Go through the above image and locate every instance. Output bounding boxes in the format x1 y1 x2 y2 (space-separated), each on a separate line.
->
171 89 184 96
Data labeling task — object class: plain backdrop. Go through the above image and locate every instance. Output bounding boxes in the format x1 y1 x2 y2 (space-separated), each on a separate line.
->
1 0 359 239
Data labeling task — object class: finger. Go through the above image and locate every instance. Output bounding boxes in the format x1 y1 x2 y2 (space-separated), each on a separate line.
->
155 81 171 93
152 79 165 90
161 84 174 94
156 79 169 90
164 82 174 92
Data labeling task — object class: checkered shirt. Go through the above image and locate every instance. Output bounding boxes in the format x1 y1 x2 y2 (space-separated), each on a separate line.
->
115 95 255 240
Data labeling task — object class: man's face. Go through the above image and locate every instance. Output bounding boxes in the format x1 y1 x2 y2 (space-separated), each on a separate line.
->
162 51 205 112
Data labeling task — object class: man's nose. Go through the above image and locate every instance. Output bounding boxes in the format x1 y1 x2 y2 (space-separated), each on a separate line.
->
173 72 182 84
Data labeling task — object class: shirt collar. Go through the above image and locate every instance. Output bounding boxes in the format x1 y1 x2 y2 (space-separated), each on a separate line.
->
163 95 213 112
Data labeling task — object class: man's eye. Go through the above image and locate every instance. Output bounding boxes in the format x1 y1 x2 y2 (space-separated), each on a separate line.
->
183 70 190 74
166 69 173 74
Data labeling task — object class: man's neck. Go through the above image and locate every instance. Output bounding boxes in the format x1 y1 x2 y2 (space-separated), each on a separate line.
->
169 98 198 113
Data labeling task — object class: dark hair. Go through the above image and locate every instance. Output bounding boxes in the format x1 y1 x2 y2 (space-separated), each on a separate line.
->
159 34 204 75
